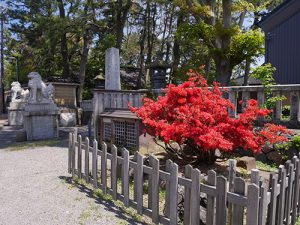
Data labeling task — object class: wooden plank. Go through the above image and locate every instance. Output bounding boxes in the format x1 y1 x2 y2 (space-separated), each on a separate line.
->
68 132 72 173
232 177 245 225
169 162 178 225
277 165 286 225
258 182 268 225
206 170 216 225
184 165 192 225
77 135 82 178
228 159 236 191
251 169 260 185
150 155 160 223
136 152 144 214
111 145 118 200
216 176 227 225
133 152 138 202
247 184 259 225
267 173 278 225
164 159 172 217
122 148 130 207
292 159 300 224
71 133 76 177
85 137 90 182
101 142 107 194
92 139 98 188
285 162 294 225
190 169 201 225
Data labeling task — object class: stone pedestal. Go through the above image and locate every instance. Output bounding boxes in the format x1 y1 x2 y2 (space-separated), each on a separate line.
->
8 102 26 126
24 103 59 141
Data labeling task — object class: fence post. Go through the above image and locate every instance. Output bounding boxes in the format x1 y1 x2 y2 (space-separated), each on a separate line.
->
216 176 227 225
292 158 300 224
150 155 160 223
285 161 294 225
72 133 76 177
68 132 72 173
190 169 201 225
277 165 286 225
78 135 82 178
228 159 236 225
251 169 260 185
164 159 172 218
111 145 118 200
206 170 216 225
258 182 268 225
92 139 98 188
122 148 130 207
136 152 144 214
184 165 192 225
247 184 259 225
85 137 90 182
169 162 178 225
232 177 245 225
101 142 107 194
267 173 278 225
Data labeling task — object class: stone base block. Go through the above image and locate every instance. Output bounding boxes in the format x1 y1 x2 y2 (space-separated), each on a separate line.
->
8 109 24 126
237 156 256 171
8 102 26 126
24 103 59 141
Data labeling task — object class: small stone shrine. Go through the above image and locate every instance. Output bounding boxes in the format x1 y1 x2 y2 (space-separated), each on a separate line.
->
8 81 29 126
23 72 59 140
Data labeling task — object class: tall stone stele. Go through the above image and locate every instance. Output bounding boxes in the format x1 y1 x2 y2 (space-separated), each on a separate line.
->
8 81 29 126
105 47 121 90
23 72 59 140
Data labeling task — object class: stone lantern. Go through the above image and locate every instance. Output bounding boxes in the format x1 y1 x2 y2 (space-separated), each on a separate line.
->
149 58 171 89
94 71 105 89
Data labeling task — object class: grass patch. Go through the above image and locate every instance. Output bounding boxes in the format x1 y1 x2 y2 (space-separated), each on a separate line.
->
71 177 150 224
256 160 278 173
6 139 61 151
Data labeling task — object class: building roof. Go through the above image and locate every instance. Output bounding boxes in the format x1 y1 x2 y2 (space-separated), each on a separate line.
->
260 0 300 32
99 109 140 120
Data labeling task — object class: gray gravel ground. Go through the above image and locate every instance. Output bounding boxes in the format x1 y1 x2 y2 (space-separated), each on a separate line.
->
0 145 143 225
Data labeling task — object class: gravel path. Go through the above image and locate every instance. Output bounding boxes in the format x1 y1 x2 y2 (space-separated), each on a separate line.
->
0 145 142 225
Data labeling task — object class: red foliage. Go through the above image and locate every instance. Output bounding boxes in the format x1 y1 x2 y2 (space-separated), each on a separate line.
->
130 70 291 154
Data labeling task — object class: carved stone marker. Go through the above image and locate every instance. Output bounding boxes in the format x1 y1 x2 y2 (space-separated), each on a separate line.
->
105 47 121 90
23 72 59 140
8 81 29 126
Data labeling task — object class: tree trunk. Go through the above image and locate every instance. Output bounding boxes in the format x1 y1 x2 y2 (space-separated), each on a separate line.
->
215 56 232 85
78 31 90 103
57 0 70 79
115 0 132 49
243 59 251 86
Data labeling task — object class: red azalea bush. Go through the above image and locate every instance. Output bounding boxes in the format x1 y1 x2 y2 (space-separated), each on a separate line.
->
130 69 291 163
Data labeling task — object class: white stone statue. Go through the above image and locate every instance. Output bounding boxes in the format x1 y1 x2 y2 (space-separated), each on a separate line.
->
27 72 54 104
11 81 29 102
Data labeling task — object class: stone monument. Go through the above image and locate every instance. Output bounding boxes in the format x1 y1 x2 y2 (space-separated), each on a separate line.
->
23 72 59 140
8 81 29 126
105 47 121 90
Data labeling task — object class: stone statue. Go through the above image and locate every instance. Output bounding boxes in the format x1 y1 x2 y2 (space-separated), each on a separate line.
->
27 72 54 103
11 81 29 102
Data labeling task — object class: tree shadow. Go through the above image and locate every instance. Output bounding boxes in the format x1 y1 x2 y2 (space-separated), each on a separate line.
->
59 176 147 225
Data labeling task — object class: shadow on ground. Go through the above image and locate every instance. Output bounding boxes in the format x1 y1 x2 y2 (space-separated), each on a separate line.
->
59 176 147 225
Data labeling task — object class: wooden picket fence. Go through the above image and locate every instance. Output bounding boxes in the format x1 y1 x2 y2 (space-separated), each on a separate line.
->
68 131 300 225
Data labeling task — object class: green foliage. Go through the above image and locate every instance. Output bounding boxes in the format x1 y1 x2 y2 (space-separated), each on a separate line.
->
290 135 300 150
256 160 278 172
251 63 286 109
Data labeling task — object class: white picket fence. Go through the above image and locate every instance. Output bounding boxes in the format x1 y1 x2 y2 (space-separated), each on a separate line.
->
68 131 300 225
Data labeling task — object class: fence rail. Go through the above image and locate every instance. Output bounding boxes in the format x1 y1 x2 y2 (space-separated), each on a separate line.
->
68 131 300 225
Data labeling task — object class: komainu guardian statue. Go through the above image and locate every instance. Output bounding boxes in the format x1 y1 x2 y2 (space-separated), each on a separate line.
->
11 81 29 102
27 72 54 103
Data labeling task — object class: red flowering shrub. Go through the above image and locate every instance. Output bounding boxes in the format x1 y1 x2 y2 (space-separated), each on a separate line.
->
130 70 291 162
